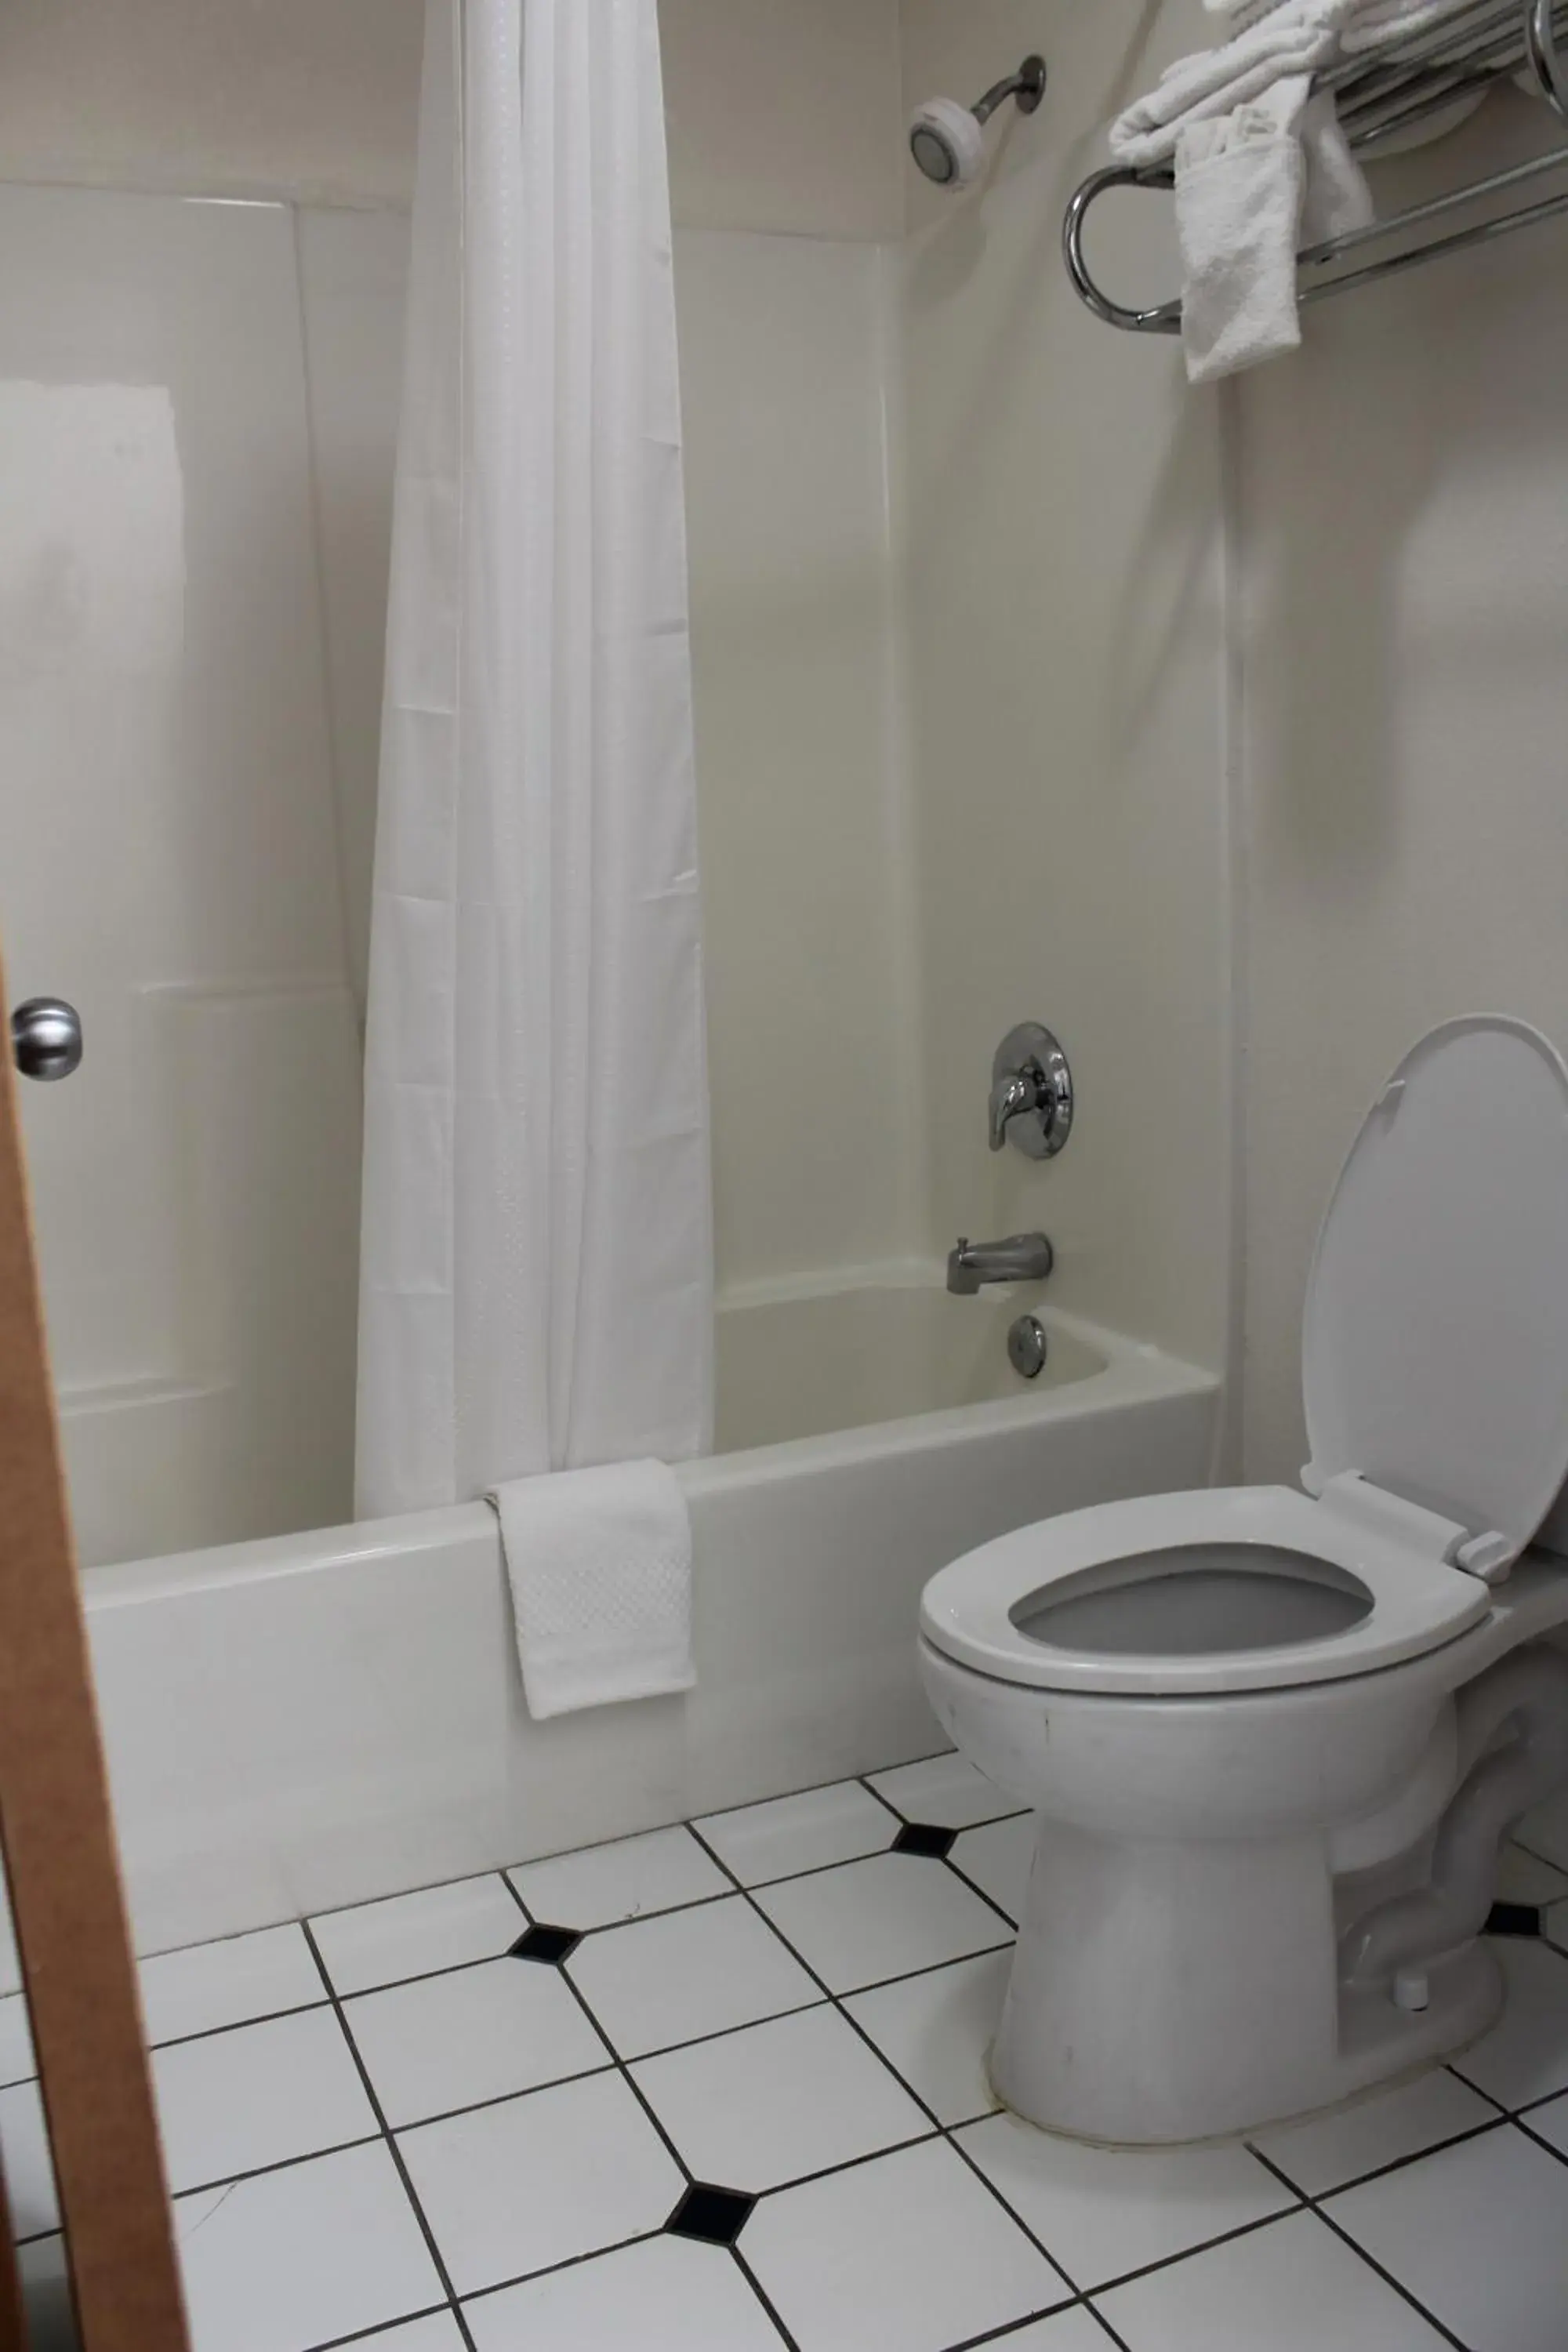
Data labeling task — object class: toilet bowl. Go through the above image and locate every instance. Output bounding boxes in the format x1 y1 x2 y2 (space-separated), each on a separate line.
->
920 1017 1568 2145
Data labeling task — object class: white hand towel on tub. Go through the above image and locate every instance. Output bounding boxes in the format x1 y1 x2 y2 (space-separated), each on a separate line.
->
490 1460 695 1721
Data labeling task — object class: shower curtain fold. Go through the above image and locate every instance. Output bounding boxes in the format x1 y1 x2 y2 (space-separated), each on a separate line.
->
356 0 713 1516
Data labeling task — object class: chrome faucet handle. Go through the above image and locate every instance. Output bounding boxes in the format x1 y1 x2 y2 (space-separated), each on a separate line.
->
989 1023 1074 1161
988 1069 1036 1153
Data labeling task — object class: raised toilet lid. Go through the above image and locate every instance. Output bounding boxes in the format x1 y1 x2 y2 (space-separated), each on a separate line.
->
921 1017 1568 1699
1301 1014 1568 1569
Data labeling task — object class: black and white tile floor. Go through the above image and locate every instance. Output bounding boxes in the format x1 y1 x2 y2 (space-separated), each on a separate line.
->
8 1760 1568 2352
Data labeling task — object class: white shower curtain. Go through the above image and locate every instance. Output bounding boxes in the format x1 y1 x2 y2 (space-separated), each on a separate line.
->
355 0 713 1516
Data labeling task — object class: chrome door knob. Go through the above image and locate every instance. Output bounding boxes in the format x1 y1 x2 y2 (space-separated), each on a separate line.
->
11 998 83 1082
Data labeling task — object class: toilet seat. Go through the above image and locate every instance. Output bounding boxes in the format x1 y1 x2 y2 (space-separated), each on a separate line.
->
918 1483 1491 1695
924 1016 1568 1700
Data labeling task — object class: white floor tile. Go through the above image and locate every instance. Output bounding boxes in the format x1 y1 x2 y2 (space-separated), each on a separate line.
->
950 1814 1036 1924
139 1924 325 2046
509 1826 728 1931
1521 2089 1568 2155
360 2321 466 2352
0 1886 20 1998
1497 1842 1568 1906
866 1753 1022 1831
1328 2122 1568 2351
1450 1938 1568 2107
0 1992 33 2086
152 2006 376 2193
17 2238 72 2352
695 1782 897 1886
1 2079 57 2238
632 2002 930 2191
568 1893 818 2059
311 1875 524 1996
175 2140 445 2352
1001 2316 1123 2351
464 2232 784 2350
956 2113 1291 2290
844 1949 1009 2126
743 2135 1069 2352
1250 2067 1499 2194
398 2070 684 2295
1096 2209 1449 2350
754 1852 1009 1994
345 1955 609 2126
1516 1788 1568 1873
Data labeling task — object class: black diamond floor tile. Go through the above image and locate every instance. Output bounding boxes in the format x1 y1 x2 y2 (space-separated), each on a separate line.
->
1486 1901 1544 1940
666 2183 757 2247
893 1821 958 1859
510 1922 583 1965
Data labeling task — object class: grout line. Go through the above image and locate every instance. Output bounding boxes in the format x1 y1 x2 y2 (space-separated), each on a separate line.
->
728 2245 801 2350
856 1775 917 1828
1309 2201 1474 2352
683 1813 1089 2289
129 1752 1004 1980
162 2130 384 2212
146 1995 331 2055
946 2296 1132 2352
1512 2079 1568 2120
1247 2143 1472 2351
1086 2204 1323 2301
939 2295 1088 2352
143 1777 1568 2352
1515 2111 1568 2168
495 1866 804 2350
938 1849 1025 1935
286 2303 456 2352
747 2127 945 2206
1245 2111 1510 2201
833 1939 1015 2002
455 2223 666 2308
1441 2058 1512 2117
300 1919 479 2352
607 1994 829 2069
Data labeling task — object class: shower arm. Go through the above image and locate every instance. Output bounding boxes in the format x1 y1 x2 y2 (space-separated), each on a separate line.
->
973 59 1047 125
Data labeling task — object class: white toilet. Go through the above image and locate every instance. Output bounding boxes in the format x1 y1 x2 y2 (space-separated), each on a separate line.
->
920 1016 1568 2147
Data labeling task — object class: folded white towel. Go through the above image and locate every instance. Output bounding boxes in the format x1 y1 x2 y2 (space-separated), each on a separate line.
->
1111 0 1359 168
1211 0 1484 46
492 1458 695 1722
1176 87 1310 381
1299 89 1378 240
1174 85 1374 383
1340 0 1484 52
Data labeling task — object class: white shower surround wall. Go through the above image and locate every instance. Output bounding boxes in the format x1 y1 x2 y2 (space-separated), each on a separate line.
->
84 1287 1217 1958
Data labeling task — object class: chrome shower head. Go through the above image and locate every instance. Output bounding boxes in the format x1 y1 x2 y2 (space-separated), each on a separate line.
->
909 54 1046 190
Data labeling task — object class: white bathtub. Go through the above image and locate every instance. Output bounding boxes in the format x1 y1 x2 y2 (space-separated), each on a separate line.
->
82 1276 1219 1956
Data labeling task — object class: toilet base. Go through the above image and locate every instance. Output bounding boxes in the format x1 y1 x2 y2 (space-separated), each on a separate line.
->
989 1813 1504 2146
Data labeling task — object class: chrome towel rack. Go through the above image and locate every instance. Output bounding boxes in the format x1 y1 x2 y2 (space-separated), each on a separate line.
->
1064 0 1568 336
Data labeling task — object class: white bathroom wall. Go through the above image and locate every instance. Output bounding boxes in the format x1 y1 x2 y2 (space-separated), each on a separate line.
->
662 0 903 241
659 0 929 1293
0 0 424 205
1235 93 1568 1483
893 0 1233 1386
676 230 926 1285
0 189 408 1566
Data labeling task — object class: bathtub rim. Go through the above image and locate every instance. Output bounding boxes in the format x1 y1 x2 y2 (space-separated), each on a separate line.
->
83 1301 1216 1610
